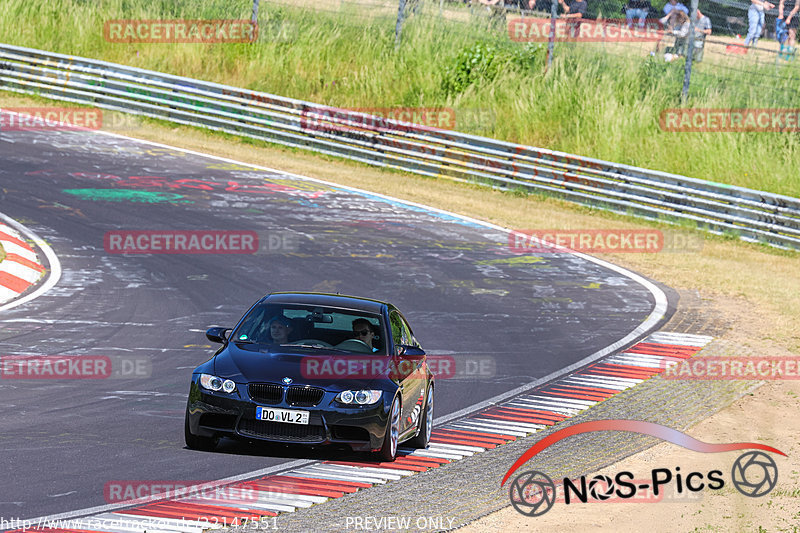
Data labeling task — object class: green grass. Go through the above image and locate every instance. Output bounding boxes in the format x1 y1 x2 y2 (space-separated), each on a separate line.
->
1 0 799 197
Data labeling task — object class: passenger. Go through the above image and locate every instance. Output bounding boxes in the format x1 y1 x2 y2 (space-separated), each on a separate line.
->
352 318 379 352
267 315 292 344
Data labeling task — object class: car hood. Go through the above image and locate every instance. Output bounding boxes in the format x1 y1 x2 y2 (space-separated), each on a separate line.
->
212 343 386 390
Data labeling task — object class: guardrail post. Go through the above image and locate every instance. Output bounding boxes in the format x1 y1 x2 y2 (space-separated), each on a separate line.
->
396 0 408 48
546 0 558 71
681 0 699 100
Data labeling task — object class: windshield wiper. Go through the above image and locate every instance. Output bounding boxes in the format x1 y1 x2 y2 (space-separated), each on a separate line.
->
279 344 349 353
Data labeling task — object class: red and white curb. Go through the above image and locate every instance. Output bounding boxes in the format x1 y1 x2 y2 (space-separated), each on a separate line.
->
0 213 61 313
11 332 712 533
0 221 45 303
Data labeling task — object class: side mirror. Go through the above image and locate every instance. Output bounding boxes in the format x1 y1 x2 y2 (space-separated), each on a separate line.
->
396 345 426 359
206 327 230 344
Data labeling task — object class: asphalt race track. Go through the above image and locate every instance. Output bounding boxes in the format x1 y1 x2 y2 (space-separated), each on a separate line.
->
0 124 668 519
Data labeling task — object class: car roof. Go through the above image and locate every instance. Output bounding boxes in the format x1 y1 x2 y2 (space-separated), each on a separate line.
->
262 292 388 314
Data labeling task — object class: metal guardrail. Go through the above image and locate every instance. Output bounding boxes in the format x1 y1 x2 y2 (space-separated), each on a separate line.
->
1 43 798 250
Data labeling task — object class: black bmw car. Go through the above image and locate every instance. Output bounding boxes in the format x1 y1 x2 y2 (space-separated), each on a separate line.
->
185 292 434 461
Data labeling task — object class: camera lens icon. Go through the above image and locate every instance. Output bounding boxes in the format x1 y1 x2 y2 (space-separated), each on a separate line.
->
509 470 557 517
731 451 778 498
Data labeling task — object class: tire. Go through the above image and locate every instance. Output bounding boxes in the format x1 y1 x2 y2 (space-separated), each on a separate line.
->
408 385 433 449
377 397 401 462
184 411 218 451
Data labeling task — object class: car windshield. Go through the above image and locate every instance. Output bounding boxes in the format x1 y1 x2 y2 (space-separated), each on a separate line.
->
231 303 387 355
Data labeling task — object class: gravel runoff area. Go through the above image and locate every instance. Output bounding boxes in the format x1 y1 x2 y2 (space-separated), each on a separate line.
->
225 290 759 533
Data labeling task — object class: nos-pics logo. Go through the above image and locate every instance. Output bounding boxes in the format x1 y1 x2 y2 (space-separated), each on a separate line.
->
500 420 785 517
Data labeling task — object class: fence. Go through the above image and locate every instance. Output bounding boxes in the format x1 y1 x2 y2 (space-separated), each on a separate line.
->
378 0 800 101
1 43 798 249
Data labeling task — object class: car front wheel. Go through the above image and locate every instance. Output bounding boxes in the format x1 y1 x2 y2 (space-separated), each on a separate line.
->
408 384 433 449
377 397 401 462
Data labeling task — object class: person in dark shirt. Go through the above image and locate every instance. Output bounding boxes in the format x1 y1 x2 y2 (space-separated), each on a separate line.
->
559 0 587 37
559 0 587 18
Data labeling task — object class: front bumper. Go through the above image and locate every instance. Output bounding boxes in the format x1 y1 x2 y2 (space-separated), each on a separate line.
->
186 381 391 451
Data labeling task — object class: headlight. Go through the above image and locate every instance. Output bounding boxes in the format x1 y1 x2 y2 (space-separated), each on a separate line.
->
199 373 237 393
340 390 354 404
336 390 382 405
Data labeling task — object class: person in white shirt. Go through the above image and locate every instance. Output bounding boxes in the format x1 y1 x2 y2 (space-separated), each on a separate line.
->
693 8 713 62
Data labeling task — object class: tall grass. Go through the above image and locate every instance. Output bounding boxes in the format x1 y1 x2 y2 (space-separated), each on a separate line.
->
0 0 798 197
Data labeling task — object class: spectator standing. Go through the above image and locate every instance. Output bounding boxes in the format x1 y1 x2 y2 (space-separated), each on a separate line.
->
744 0 775 47
692 8 712 61
778 0 799 58
626 0 652 28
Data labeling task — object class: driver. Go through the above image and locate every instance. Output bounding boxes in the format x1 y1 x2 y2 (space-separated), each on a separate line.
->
267 315 293 344
352 318 379 353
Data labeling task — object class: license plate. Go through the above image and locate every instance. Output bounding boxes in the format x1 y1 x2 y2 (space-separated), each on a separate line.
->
256 406 310 425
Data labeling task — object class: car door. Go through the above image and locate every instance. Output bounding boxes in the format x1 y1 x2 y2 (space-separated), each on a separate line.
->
398 312 427 432
389 310 425 434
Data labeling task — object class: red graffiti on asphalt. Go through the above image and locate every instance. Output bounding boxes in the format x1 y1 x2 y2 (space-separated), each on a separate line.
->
26 171 326 198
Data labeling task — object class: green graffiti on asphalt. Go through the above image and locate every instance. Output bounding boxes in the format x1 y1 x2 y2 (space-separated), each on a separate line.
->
62 189 192 204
